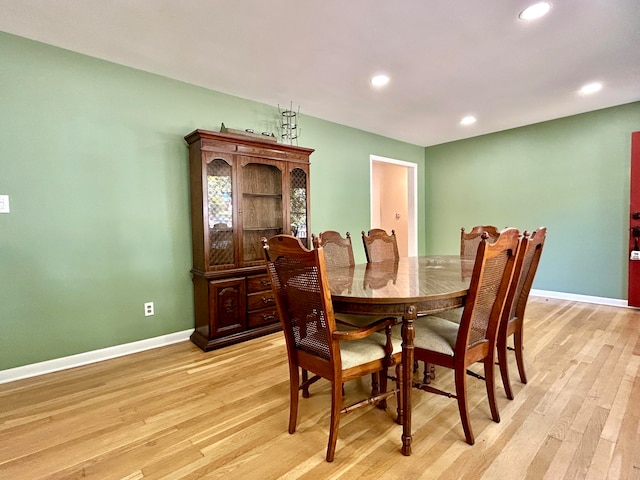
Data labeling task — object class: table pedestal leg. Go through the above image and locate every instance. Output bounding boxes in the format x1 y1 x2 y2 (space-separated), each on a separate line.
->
401 304 416 456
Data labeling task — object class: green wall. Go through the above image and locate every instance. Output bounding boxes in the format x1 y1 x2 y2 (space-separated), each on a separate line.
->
1 30 637 371
425 102 640 299
0 32 424 369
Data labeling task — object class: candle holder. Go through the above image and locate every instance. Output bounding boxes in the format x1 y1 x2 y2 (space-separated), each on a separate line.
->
278 102 300 145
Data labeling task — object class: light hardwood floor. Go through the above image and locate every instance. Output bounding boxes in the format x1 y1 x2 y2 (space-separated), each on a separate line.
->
1 297 639 479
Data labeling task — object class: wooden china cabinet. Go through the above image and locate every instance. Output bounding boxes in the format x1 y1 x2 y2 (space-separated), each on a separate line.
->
185 129 313 351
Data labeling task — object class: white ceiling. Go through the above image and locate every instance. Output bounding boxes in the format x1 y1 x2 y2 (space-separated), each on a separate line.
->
1 0 639 146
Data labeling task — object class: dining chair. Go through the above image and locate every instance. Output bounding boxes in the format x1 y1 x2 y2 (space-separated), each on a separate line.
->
437 223 500 324
397 228 520 445
313 230 393 327
262 234 403 462
310 230 394 393
361 228 400 263
311 230 356 268
497 227 547 400
460 225 500 261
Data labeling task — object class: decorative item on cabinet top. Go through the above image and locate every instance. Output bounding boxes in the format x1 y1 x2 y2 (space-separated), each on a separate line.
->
279 102 300 145
220 122 277 142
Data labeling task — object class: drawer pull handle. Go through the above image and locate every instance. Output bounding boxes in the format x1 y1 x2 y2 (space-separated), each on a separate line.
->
261 297 274 304
262 314 276 322
261 280 271 287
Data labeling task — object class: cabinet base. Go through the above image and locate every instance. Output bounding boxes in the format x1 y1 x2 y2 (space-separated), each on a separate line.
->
190 323 282 351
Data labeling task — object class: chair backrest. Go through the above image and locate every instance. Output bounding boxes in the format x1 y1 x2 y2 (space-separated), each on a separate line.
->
460 225 501 260
312 230 355 268
262 235 338 364
457 228 520 349
361 228 400 263
502 227 547 325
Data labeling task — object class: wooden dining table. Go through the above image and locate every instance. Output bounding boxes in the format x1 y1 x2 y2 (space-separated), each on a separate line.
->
325 255 474 456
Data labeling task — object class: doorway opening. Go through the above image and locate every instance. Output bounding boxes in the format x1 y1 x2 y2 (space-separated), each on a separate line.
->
370 155 418 257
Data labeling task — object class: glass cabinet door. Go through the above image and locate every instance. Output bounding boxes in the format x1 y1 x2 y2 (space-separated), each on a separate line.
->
207 158 234 267
241 161 283 264
290 167 309 248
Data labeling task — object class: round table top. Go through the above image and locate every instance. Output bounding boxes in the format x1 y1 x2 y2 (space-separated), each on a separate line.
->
326 255 473 306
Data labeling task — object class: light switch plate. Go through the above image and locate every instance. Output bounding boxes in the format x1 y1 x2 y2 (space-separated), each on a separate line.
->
0 195 9 213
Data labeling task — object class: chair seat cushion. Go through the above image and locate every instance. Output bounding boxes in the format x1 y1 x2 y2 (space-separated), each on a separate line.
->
392 316 460 357
339 332 402 370
435 307 463 324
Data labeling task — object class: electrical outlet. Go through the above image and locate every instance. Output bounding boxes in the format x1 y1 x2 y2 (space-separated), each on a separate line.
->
144 302 154 316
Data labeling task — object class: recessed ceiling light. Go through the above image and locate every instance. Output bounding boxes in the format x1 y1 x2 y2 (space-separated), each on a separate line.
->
460 115 477 126
579 82 603 95
371 74 390 87
519 2 552 21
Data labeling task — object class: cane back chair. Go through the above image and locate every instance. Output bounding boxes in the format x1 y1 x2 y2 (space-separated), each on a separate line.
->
313 230 397 329
262 234 403 462
311 230 356 269
460 225 500 261
361 228 400 263
439 225 503 323
310 230 390 391
398 228 521 445
497 227 547 400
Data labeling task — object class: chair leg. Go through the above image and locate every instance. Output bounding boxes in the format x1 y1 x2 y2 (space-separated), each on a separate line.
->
455 366 475 445
301 368 310 398
514 325 528 384
326 380 343 462
423 362 436 384
371 372 380 397
378 368 388 410
497 333 514 400
395 362 404 425
289 366 300 434
484 356 500 423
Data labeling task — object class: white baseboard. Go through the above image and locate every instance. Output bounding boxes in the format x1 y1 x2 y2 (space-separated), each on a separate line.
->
0 329 193 385
1 289 632 385
530 289 628 308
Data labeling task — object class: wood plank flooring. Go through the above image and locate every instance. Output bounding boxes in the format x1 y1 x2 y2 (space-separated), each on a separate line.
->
1 297 639 479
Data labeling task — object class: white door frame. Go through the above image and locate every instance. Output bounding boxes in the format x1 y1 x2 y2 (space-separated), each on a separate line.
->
370 154 418 257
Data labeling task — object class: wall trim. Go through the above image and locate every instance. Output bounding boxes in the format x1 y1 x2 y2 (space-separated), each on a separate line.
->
0 329 193 385
1 289 633 385
370 154 419 257
530 289 629 308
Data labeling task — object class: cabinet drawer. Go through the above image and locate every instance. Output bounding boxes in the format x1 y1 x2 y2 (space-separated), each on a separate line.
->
247 274 272 294
247 290 275 311
247 307 279 328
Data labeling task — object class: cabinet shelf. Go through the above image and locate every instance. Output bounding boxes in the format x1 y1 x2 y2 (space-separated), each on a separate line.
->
243 193 282 198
